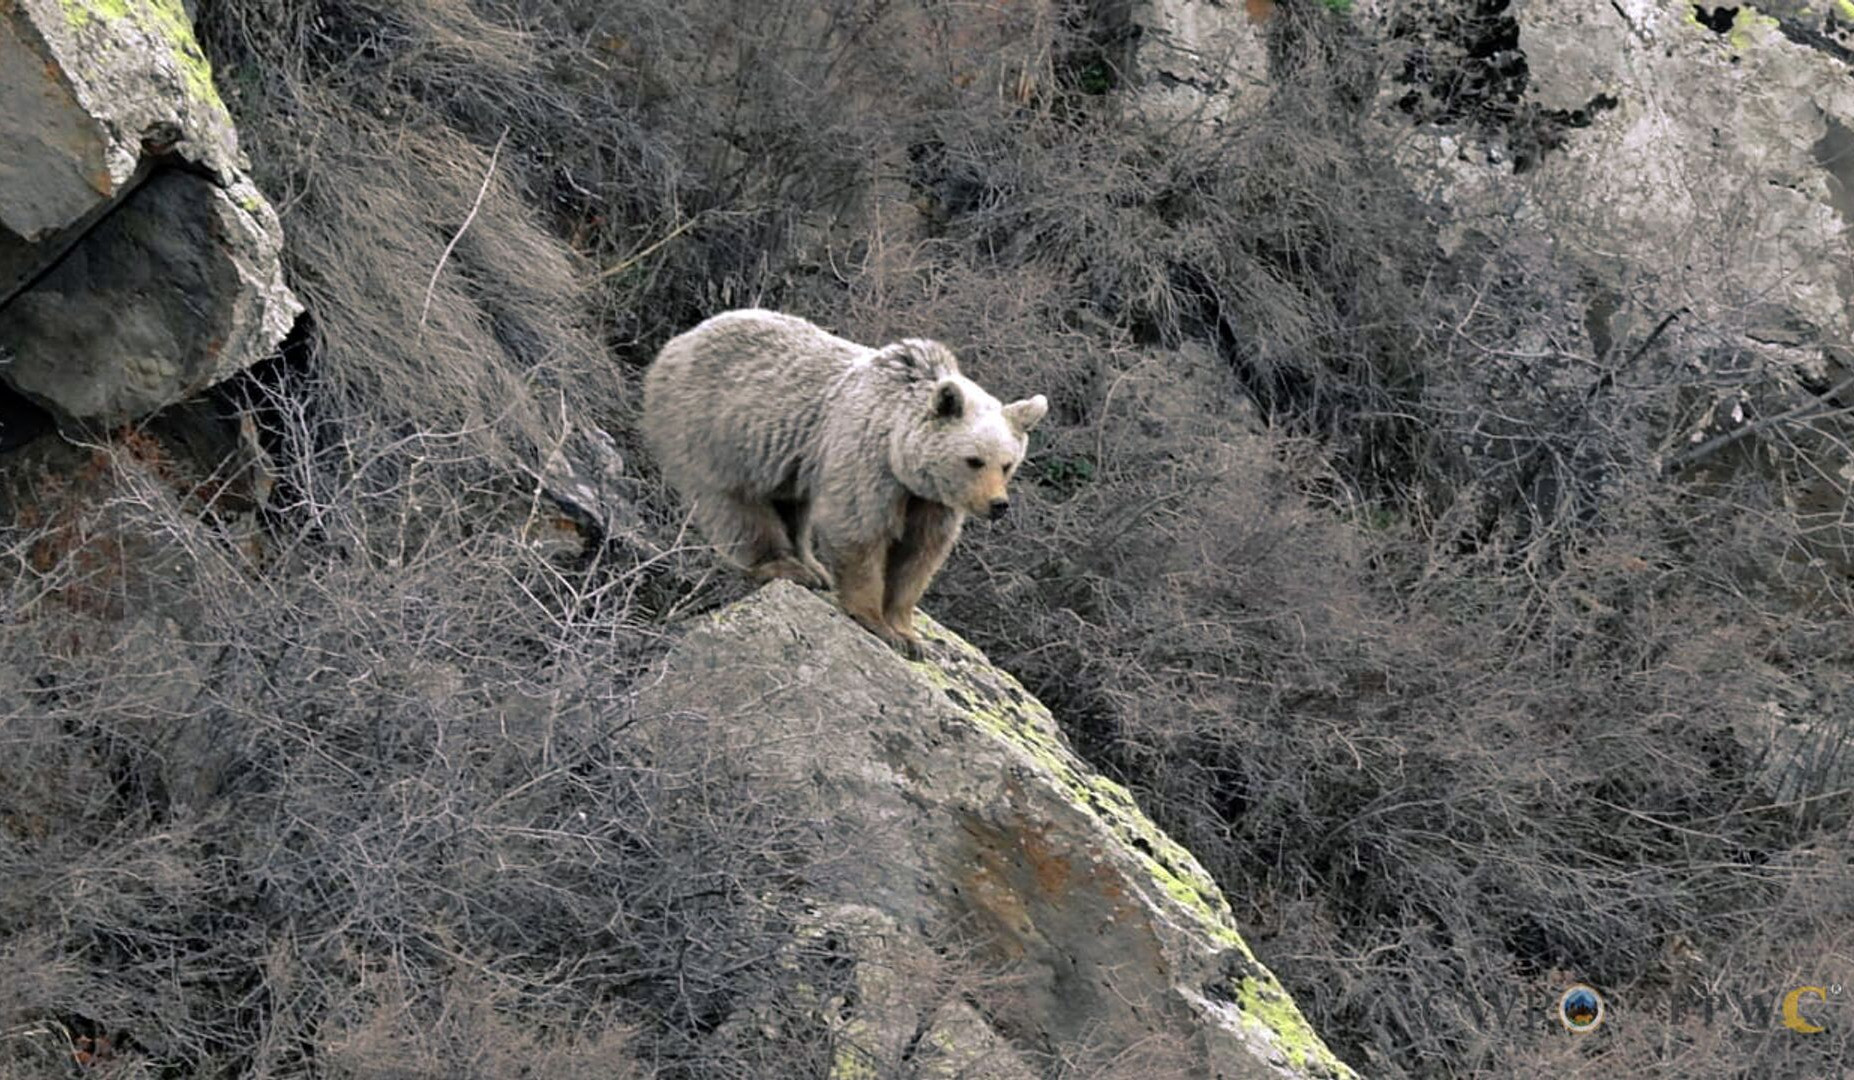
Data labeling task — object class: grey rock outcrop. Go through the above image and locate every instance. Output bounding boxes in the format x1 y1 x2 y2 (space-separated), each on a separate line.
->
539 421 635 539
0 0 299 425
637 582 1356 1080
1120 0 1272 131
1365 0 1854 821
1376 0 1854 363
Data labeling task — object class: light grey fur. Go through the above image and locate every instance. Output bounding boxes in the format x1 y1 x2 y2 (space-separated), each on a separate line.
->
642 309 1048 656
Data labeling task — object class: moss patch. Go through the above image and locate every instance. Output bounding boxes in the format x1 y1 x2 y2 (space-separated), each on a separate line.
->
59 0 228 115
1730 5 1782 47
59 0 134 26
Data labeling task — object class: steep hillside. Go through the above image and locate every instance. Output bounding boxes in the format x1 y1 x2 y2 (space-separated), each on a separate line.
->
2 1 1850 1076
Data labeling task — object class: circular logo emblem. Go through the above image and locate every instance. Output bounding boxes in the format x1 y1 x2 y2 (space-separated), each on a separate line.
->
1558 984 1605 1034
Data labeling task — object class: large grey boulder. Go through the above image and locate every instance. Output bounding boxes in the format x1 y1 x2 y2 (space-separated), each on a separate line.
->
0 0 299 425
637 581 1356 1080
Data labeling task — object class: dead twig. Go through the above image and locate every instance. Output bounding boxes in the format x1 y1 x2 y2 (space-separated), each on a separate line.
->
598 214 703 282
1665 370 1854 475
419 126 510 329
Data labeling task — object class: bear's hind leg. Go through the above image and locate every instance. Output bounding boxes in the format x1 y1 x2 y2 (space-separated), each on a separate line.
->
695 494 828 589
782 499 834 590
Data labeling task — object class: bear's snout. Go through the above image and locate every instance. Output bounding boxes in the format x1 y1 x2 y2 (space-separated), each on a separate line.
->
987 498 1011 520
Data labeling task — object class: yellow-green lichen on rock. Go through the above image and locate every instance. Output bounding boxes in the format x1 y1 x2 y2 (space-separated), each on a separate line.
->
910 610 1357 1079
1729 5 1783 47
148 0 223 110
1681 1 1783 48
914 620 1247 945
44 0 237 178
58 0 133 26
1236 976 1345 1075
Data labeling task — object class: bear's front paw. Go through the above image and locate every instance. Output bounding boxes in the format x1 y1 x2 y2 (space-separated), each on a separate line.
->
799 554 835 591
751 556 829 590
887 617 927 661
848 611 922 659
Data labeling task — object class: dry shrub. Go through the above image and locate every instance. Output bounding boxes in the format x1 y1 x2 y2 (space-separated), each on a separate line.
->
0 4 996 1075
0 406 891 1075
805 4 1854 1076
0 463 1033 1076
202 0 621 481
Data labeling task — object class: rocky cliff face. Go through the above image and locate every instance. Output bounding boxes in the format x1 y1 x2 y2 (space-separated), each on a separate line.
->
1119 0 1272 130
638 582 1357 1080
0 0 299 426
1375 0 1853 391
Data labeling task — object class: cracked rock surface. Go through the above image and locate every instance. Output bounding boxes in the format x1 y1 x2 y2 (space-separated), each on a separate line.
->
0 0 299 425
1125 0 1273 131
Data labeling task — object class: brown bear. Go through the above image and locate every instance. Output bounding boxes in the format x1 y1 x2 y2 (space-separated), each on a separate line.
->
642 309 1047 658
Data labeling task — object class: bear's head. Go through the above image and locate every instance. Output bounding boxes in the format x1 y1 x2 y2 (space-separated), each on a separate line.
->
893 372 1048 519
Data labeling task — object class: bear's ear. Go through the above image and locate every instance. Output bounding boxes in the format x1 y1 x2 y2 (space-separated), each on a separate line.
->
932 381 964 420
880 339 958 382
1004 394 1048 432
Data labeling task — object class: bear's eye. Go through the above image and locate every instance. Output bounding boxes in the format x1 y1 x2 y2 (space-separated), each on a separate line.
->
965 457 985 470
1002 462 1014 476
